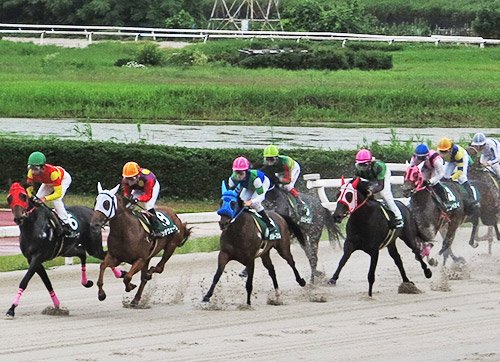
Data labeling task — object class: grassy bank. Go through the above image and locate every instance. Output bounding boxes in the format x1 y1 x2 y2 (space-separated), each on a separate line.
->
0 40 499 127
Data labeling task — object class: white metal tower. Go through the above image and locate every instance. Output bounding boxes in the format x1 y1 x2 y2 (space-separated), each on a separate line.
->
208 0 283 31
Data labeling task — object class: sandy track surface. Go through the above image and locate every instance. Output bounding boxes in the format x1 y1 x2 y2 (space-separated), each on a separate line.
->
1 228 499 362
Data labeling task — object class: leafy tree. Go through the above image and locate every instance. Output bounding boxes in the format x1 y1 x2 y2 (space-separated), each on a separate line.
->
165 9 196 29
472 8 500 38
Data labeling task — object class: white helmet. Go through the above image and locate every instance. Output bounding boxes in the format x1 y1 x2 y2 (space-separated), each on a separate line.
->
471 132 486 146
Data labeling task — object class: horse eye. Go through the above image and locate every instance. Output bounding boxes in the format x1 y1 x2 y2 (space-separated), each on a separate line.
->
345 193 353 202
103 200 110 210
7 195 12 205
19 193 27 202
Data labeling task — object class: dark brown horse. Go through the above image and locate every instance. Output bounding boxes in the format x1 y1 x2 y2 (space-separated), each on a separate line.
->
467 146 500 252
203 182 306 305
403 164 481 265
90 182 191 306
5 182 124 318
329 178 432 296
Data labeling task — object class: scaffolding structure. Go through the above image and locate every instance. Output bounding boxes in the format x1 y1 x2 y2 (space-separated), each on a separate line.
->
208 0 283 31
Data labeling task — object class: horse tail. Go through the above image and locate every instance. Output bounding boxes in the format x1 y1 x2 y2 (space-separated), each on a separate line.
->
179 222 193 247
324 209 344 242
282 215 307 247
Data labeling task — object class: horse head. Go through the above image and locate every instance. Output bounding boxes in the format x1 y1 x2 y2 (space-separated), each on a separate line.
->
217 181 241 230
7 182 31 225
91 182 120 233
402 162 426 196
333 177 366 223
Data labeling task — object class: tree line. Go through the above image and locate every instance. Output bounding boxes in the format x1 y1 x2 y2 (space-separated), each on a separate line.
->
0 0 498 38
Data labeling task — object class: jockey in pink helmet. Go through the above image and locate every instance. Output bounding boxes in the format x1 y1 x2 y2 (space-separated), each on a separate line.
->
228 156 277 234
354 149 404 228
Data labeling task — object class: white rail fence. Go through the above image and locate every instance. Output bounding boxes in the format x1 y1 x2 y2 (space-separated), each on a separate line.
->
1 23 499 47
304 163 409 211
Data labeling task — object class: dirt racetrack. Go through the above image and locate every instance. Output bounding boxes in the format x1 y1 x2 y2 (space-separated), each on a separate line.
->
1 227 499 362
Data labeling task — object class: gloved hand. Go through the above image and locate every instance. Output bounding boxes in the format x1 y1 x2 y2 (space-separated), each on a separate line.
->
422 180 430 187
129 197 138 205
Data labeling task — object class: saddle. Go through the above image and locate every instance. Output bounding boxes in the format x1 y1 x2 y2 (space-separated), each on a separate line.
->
248 209 281 242
132 210 178 237
282 192 313 224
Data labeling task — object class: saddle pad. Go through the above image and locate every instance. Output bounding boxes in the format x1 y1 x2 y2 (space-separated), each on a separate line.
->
249 210 281 241
133 210 178 236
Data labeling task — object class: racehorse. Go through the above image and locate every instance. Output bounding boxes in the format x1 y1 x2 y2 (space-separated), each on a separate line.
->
90 182 191 306
329 177 432 296
264 185 343 283
5 182 124 318
403 164 481 265
203 182 306 306
467 146 500 253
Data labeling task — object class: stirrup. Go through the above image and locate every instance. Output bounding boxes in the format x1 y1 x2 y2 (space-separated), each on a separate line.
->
394 219 404 228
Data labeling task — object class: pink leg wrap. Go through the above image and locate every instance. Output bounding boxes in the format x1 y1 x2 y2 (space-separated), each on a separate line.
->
12 288 24 306
111 267 122 278
49 290 60 308
81 266 88 285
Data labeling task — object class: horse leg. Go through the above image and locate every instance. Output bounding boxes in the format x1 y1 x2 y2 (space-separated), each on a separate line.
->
274 240 306 287
5 257 43 318
328 240 354 285
402 237 432 279
260 252 280 299
97 253 120 301
35 264 61 308
69 245 94 288
439 224 459 257
86 244 124 279
245 261 255 305
124 258 146 293
203 251 230 303
468 212 480 248
387 243 411 283
367 251 380 297
131 264 151 306
147 240 177 279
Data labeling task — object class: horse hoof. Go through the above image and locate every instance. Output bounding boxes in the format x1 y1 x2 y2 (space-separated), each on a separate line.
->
202 296 210 303
98 292 106 301
83 280 94 288
298 279 306 287
130 299 139 307
425 269 432 279
470 242 478 248
126 283 137 292
327 278 337 286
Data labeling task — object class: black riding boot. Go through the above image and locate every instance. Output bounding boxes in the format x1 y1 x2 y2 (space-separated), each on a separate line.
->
257 210 277 236
463 181 479 208
61 222 79 239
432 183 452 211
148 208 164 238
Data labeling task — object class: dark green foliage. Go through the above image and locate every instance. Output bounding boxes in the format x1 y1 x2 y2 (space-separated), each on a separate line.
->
136 43 165 66
165 9 196 29
0 138 410 200
472 8 500 38
114 58 134 67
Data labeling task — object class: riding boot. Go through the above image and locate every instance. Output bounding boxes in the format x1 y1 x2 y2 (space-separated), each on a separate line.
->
257 210 278 237
290 188 305 214
148 208 164 238
62 222 79 239
432 183 453 212
463 181 480 209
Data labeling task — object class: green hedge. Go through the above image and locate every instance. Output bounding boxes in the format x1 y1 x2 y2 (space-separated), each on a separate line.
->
0 138 411 200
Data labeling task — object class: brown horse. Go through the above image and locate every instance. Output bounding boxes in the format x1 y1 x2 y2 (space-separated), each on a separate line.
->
203 182 306 306
403 164 481 265
90 183 191 306
467 146 500 252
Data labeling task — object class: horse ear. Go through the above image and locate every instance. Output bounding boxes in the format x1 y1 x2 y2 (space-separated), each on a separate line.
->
341 176 345 185
97 182 103 194
221 180 227 193
405 160 409 167
110 184 120 195
352 177 360 188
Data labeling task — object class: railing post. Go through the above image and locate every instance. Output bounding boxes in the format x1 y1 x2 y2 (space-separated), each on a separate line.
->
40 31 45 45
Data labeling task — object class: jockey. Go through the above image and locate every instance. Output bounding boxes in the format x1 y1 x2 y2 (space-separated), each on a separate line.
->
26 151 78 238
437 138 479 208
261 144 305 207
121 161 163 238
354 149 404 228
228 156 277 235
410 143 453 211
471 132 500 178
